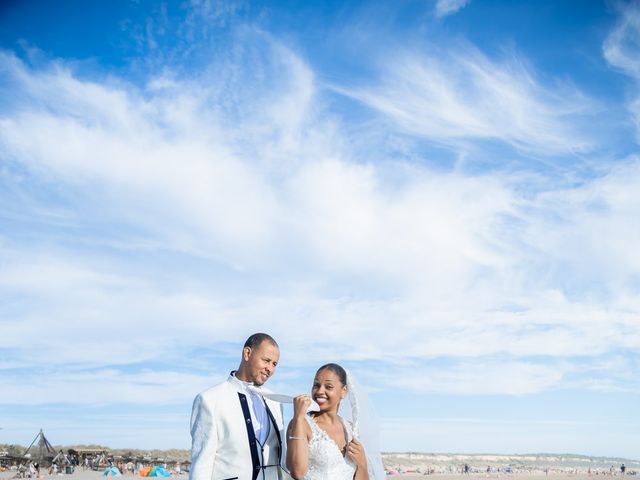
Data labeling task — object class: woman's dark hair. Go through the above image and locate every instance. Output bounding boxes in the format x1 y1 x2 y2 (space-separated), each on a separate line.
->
316 363 347 386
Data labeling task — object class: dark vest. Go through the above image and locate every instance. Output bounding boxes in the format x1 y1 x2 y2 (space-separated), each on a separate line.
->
238 393 283 480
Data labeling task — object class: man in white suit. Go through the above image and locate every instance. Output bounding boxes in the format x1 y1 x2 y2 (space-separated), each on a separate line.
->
189 333 288 480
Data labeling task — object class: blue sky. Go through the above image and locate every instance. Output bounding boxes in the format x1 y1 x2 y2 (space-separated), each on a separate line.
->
1 0 639 459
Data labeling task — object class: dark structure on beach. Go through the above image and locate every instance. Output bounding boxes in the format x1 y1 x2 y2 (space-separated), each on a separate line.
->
23 429 56 466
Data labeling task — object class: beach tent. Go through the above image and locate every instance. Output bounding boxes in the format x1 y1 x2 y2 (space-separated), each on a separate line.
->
148 466 171 477
103 467 122 477
139 466 152 477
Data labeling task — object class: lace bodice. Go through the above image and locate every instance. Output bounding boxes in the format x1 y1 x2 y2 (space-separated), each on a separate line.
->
303 414 357 480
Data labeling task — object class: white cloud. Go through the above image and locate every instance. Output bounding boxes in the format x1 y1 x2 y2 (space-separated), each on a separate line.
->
519 158 640 300
603 3 640 79
435 0 471 18
0 28 639 405
289 159 513 287
0 53 282 261
603 2 640 139
337 47 595 155
1 3 639 459
386 360 566 395
0 369 215 406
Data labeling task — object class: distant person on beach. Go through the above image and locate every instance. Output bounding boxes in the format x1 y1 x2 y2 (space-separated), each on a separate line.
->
189 332 287 480
621 464 626 475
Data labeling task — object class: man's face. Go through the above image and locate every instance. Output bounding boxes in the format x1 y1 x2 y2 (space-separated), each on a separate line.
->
242 341 280 386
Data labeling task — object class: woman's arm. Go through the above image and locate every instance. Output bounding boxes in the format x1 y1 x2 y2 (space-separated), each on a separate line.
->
286 395 312 480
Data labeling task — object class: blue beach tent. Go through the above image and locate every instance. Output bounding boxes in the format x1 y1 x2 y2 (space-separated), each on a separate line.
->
103 467 122 477
148 466 171 477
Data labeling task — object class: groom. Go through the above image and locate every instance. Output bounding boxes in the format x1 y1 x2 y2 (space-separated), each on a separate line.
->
189 333 288 480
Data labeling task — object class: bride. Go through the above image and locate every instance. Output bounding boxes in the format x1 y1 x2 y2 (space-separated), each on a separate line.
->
285 363 383 480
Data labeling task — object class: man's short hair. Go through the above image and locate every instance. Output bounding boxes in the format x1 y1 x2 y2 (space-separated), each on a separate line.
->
243 333 279 350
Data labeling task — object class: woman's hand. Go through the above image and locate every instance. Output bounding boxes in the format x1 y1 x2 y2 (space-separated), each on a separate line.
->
293 394 311 419
347 438 367 470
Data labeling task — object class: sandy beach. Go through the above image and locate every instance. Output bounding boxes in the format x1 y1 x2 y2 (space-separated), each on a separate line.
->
0 470 628 480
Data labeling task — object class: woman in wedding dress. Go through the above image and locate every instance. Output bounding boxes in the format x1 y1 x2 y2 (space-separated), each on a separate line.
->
286 363 369 480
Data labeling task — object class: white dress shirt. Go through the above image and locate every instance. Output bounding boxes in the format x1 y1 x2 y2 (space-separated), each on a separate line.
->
230 372 271 445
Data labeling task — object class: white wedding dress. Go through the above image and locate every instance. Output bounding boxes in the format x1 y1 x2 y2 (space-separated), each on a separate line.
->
303 414 357 480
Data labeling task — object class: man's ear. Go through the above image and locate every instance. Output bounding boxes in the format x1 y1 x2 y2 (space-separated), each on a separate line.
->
242 346 252 361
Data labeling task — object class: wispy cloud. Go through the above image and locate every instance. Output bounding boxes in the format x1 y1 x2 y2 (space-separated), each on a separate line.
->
0 369 215 406
603 2 640 79
0 10 638 408
435 0 471 18
387 360 566 395
336 46 595 156
1 1 640 458
603 2 640 139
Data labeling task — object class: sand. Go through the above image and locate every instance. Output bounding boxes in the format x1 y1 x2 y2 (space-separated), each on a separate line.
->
0 469 621 480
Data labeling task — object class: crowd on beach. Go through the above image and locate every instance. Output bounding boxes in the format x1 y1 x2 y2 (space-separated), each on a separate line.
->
2 454 185 479
1 459 637 479
2 454 637 479
384 463 635 477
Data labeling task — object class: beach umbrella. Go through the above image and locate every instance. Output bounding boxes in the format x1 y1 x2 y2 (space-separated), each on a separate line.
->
103 467 121 477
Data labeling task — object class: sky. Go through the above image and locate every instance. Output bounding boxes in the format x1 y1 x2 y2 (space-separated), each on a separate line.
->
0 0 639 460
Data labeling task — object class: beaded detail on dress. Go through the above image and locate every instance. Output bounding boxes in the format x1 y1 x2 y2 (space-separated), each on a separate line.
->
303 414 357 480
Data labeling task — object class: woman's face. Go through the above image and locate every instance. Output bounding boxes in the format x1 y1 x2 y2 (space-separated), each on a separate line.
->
311 368 348 412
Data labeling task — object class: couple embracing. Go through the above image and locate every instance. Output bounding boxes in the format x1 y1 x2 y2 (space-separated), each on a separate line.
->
189 333 384 480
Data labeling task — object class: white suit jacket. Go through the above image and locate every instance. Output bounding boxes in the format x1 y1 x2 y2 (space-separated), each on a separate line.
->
189 373 290 480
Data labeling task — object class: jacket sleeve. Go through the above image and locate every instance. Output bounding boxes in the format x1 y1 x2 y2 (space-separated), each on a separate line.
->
189 393 217 480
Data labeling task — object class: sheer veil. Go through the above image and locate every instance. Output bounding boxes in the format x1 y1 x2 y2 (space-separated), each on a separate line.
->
345 369 385 480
